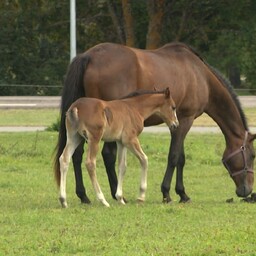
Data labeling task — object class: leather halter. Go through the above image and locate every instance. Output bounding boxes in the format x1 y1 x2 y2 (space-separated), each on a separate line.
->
222 131 254 177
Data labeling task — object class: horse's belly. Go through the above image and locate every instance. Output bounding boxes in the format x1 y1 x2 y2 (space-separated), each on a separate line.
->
102 127 123 142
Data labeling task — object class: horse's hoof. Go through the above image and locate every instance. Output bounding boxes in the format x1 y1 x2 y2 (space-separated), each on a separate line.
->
119 198 126 205
162 197 172 204
137 198 145 204
101 200 110 207
122 197 128 204
59 197 68 208
80 196 91 204
179 197 191 203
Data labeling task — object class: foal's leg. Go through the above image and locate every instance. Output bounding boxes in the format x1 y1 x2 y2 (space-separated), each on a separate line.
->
59 134 82 208
115 142 127 204
86 139 110 207
126 138 148 202
72 140 91 204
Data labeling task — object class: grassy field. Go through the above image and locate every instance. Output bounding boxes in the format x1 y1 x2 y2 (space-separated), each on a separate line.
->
0 109 59 126
1 131 256 255
0 108 255 127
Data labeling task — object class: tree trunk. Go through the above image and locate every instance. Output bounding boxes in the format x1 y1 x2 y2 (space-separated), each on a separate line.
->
121 0 135 47
107 0 125 44
146 0 165 49
227 64 241 88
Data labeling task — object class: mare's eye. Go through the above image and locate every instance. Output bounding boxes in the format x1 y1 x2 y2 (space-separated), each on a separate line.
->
172 107 176 111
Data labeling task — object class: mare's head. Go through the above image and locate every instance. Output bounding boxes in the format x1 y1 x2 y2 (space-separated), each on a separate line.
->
222 132 256 197
157 87 179 131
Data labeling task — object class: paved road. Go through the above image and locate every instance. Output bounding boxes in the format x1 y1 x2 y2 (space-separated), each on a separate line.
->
0 96 60 109
0 96 255 109
0 96 255 133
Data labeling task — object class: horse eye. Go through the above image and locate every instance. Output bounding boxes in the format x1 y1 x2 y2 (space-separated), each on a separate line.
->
172 107 176 111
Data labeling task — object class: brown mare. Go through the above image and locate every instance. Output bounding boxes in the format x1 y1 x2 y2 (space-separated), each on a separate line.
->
54 42 256 204
57 88 178 207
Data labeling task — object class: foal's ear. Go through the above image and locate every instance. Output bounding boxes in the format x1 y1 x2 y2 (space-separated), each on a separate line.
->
165 87 170 98
104 107 113 125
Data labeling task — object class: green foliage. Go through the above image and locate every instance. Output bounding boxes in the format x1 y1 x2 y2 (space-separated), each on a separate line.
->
46 117 60 132
1 132 256 255
1 0 256 95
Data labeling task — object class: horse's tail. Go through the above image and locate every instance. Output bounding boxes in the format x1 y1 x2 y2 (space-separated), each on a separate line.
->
54 54 90 186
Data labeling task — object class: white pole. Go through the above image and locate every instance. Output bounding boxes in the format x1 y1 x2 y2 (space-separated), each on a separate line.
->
70 0 76 62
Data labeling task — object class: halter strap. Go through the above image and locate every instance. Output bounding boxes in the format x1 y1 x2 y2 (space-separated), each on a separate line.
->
222 131 254 177
222 131 248 163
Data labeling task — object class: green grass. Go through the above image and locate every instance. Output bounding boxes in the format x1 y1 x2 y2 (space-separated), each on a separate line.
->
0 109 59 126
1 132 256 255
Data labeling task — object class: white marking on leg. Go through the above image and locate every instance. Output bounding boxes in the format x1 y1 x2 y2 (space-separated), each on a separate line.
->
115 142 127 205
127 138 148 202
86 140 110 207
59 132 82 208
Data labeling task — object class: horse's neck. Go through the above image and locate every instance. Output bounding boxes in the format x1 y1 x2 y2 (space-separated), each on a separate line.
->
128 95 160 120
206 88 246 146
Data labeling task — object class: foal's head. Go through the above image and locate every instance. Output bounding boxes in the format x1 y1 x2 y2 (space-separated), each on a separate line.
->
157 87 179 131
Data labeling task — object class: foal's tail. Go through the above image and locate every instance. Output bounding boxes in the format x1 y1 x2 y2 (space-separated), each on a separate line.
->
54 54 90 186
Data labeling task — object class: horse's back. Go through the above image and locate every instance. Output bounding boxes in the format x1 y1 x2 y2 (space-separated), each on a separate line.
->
83 43 140 100
83 42 211 119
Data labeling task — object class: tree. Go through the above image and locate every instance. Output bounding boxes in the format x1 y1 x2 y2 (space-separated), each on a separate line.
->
1 0 256 95
122 0 135 47
146 0 165 49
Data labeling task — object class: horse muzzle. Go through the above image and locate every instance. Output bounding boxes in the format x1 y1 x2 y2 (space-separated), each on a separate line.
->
170 120 179 131
236 185 252 198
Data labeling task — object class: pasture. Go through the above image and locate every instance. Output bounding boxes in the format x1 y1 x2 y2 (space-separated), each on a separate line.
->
1 131 256 255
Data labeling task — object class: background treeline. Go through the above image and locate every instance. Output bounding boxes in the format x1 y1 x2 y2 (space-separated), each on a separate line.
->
1 0 256 95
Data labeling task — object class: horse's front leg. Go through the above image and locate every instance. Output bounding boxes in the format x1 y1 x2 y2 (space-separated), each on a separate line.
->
72 140 91 204
101 142 118 199
86 140 110 207
161 119 193 203
115 142 127 204
175 143 190 203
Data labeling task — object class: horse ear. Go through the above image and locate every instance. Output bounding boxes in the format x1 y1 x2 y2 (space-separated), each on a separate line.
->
249 133 256 142
165 87 170 98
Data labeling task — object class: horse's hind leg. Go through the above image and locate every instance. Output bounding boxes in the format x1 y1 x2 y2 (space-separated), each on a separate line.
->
59 134 82 208
101 142 118 199
72 141 91 204
86 139 110 207
126 138 148 202
175 143 190 203
115 142 127 204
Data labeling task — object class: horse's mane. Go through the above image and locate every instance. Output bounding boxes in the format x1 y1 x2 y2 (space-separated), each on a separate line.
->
178 43 248 131
209 68 248 131
121 88 166 99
